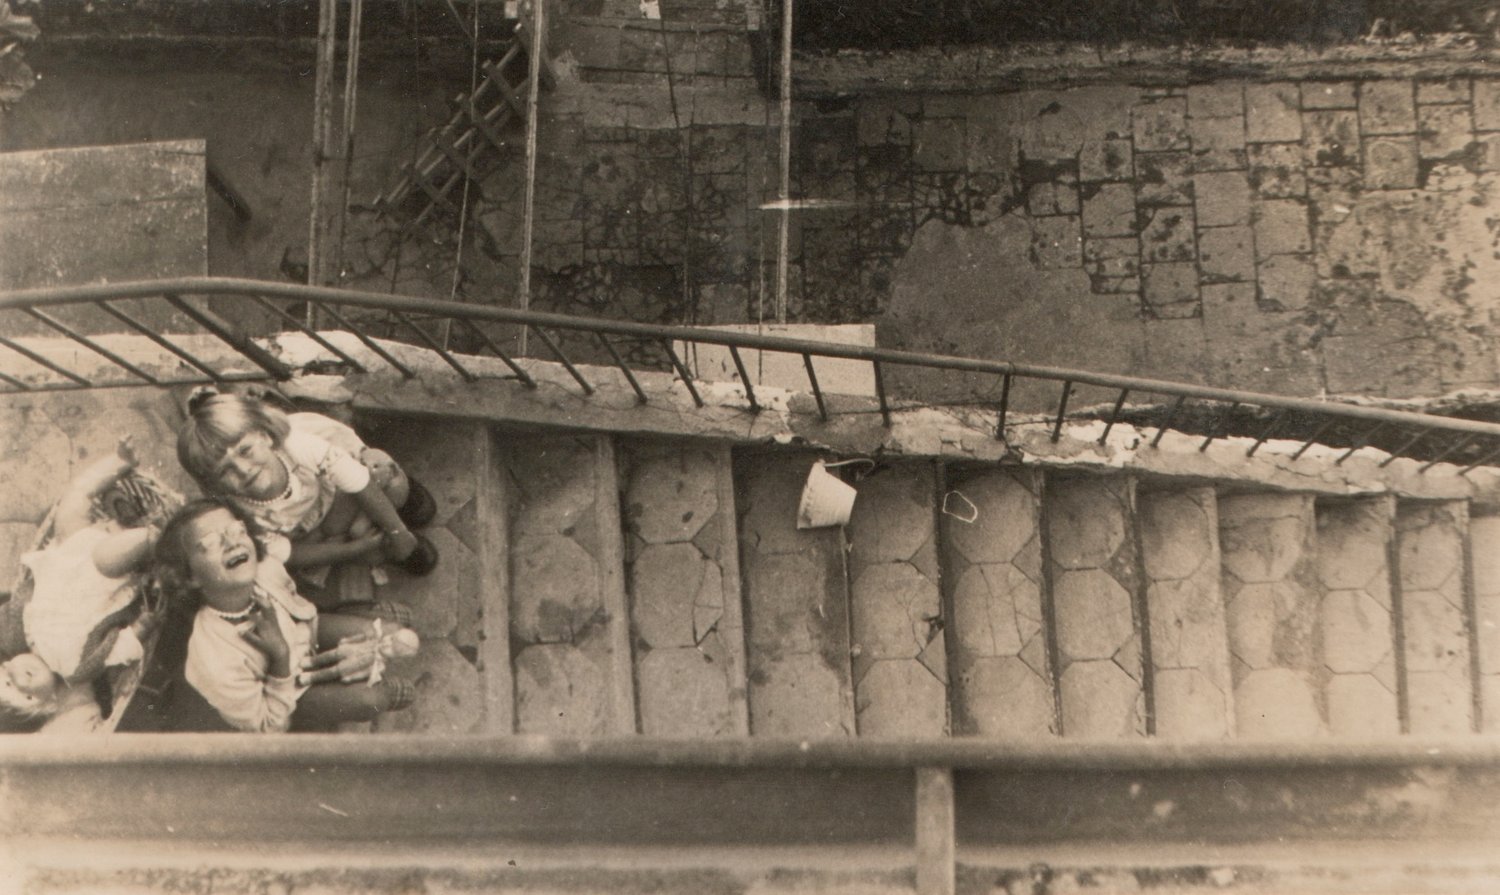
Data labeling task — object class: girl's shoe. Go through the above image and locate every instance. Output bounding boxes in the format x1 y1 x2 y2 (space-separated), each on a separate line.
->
397 533 439 577
397 478 437 529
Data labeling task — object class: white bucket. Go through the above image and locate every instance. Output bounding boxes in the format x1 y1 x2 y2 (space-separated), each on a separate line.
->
796 459 869 529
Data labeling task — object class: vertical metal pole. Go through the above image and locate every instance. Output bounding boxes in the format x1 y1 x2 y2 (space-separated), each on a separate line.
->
915 767 956 895
307 0 338 300
774 0 793 323
331 0 364 288
517 0 547 355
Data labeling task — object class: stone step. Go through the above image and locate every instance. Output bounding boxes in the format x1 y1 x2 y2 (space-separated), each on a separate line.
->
1396 500 1476 735
1472 512 1500 734
1315 496 1399 737
845 461 947 736
1045 474 1148 739
618 439 749 737
734 451 856 737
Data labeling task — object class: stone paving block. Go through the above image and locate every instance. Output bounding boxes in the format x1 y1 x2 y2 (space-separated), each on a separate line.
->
1220 492 1325 737
371 639 484 735
1360 80 1417 135
1418 103 1475 159
1246 83 1302 143
1471 515 1500 734
1317 498 1398 737
737 452 854 737
1304 109 1360 167
1188 82 1245 119
1029 215 1083 269
510 533 600 643
1027 180 1080 217
1196 225 1255 283
622 447 717 544
1476 133 1500 172
632 541 720 649
1189 117 1248 172
1417 77 1471 105
637 645 735 736
944 468 1054 737
1325 674 1399 737
1363 137 1421 190
1047 475 1146 738
1135 151 1194 206
1302 82 1357 110
854 658 948 736
1141 487 1233 739
1133 96 1190 152
514 642 609 736
914 117 966 170
1397 501 1474 735
1078 137 1133 182
1140 207 1196 265
1194 170 1251 226
1252 199 1311 258
1475 79 1500 131
507 439 597 538
1141 262 1200 318
1247 142 1307 198
1257 254 1316 312
1081 182 1139 238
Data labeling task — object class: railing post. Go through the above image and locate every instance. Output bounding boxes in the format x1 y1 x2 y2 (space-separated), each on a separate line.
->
915 766 956 895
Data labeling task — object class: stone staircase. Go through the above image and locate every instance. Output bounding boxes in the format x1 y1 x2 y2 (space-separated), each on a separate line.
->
360 416 1497 741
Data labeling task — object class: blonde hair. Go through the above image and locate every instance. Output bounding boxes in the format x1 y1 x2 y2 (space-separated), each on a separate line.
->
177 391 292 489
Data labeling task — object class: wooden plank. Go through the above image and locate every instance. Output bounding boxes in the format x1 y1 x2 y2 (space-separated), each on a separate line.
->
915 767 956 895
479 425 515 734
595 435 638 735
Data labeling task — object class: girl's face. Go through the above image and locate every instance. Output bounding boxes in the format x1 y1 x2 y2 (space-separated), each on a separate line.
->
213 430 281 499
183 508 259 610
0 653 57 713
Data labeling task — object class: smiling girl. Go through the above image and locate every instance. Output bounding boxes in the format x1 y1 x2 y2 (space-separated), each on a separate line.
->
154 498 418 732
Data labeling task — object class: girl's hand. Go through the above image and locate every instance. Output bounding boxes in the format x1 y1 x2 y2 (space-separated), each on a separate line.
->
382 528 418 562
241 604 291 677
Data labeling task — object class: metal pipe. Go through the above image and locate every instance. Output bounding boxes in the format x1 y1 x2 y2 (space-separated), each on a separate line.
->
22 308 159 384
530 326 593 394
1290 420 1335 460
1336 421 1386 465
0 333 93 387
460 318 536 388
1050 380 1071 443
1150 395 1184 449
249 295 367 371
597 333 647 404
96 302 225 381
995 372 1011 440
728 345 760 412
1379 427 1431 468
662 340 704 407
874 360 891 427
163 293 293 381
314 301 417 378
1419 433 1476 474
1246 410 1286 457
803 353 828 421
394 310 477 381
1099 388 1129 445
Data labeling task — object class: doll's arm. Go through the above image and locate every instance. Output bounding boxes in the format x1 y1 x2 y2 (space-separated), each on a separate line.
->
352 480 417 562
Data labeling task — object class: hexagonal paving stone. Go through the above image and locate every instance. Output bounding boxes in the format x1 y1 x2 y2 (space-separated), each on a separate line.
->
1326 674 1398 738
513 642 609 736
365 417 486 529
1153 668 1232 740
957 655 1055 737
737 454 827 556
851 562 939 660
372 639 484 735
625 449 717 545
1320 589 1392 674
1235 668 1323 737
632 541 718 649
1398 508 1464 592
510 533 600 643
1147 576 1229 670
1317 501 1391 596
1140 490 1214 581
1053 568 1135 661
749 652 850 737
855 659 947 736
848 466 936 565
1402 590 1469 673
508 439 597 537
1219 496 1311 584
638 646 733 737
744 550 835 656
952 563 1042 658
378 525 471 641
1047 479 1129 571
1407 672 1473 735
944 470 1037 565
1226 581 1281 670
1060 660 1145 738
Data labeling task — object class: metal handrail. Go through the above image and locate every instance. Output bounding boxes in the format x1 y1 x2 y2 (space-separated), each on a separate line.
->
4 277 1500 471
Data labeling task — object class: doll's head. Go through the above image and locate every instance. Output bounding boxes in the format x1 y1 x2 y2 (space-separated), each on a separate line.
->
0 652 61 731
154 498 267 613
177 390 292 498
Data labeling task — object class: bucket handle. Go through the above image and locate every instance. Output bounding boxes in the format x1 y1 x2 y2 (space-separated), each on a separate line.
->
822 458 876 471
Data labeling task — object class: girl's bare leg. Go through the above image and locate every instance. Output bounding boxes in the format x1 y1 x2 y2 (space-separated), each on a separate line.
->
314 612 388 651
54 439 136 539
293 680 392 724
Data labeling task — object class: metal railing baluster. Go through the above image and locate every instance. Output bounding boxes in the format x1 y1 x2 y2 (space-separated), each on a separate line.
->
1099 388 1130 445
1050 380 1072 443
1458 441 1500 476
22 308 159 384
661 339 703 407
728 345 760 412
1245 409 1286 457
995 372 1012 439
459 319 536 388
163 294 293 380
248 295 367 372
530 327 594 395
96 302 224 381
1418 434 1476 474
312 301 417 378
803 354 828 421
1289 420 1335 460
0 332 93 387
1199 401 1240 451
1378 427 1432 468
1150 395 1185 448
873 360 891 428
596 333 647 404
393 310 477 382
1335 421 1386 465
0 368 33 391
